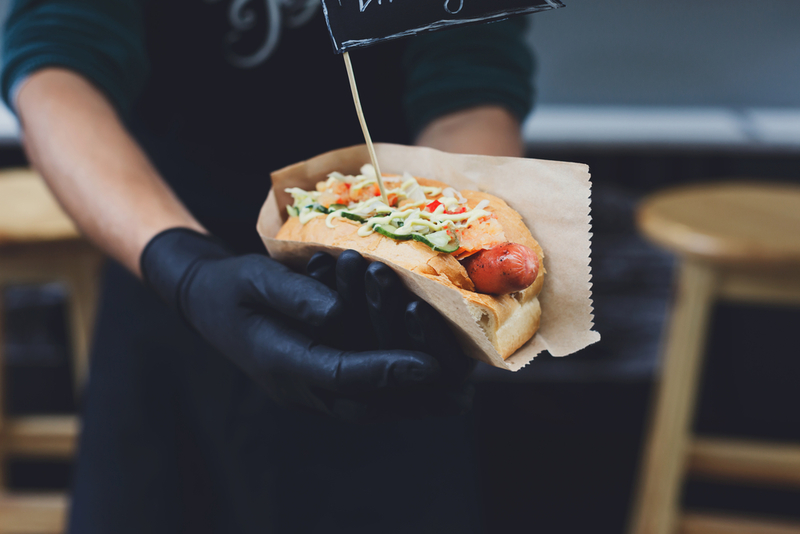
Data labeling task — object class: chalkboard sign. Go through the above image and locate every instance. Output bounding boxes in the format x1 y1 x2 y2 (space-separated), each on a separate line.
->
321 0 565 53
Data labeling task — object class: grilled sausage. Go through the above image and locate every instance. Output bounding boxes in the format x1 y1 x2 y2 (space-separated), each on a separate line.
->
462 243 539 295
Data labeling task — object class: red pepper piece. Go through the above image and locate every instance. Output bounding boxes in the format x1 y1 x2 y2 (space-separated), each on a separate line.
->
425 199 442 212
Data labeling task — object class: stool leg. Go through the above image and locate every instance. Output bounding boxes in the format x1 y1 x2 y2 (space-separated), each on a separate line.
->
64 251 103 398
0 285 6 489
628 260 718 534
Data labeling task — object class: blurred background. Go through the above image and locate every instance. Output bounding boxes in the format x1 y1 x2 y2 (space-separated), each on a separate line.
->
1 0 799 532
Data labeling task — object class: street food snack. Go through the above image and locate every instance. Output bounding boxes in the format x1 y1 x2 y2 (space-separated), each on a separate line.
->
275 165 545 359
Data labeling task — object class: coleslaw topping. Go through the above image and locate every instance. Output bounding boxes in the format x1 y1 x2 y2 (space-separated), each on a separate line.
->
285 165 492 254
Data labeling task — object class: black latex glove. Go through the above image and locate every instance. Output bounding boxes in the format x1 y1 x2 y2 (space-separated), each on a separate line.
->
140 228 442 421
307 250 476 419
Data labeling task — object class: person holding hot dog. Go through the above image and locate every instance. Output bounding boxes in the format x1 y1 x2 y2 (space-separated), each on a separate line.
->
2 1 534 531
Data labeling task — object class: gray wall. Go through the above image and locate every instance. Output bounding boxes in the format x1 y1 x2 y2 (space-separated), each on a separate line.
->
527 0 800 109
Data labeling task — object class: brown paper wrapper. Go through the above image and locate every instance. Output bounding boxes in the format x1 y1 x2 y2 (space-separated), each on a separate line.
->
257 143 600 371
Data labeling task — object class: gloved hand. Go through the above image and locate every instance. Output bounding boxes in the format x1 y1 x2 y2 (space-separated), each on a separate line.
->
140 228 442 421
307 250 476 419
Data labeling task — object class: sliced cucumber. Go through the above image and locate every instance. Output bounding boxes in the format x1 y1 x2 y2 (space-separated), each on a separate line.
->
374 224 412 241
372 223 460 253
341 212 366 223
286 206 299 217
412 233 460 253
329 203 348 211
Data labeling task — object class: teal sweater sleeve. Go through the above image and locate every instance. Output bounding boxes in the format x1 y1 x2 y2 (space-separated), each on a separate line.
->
1 0 148 114
402 18 535 138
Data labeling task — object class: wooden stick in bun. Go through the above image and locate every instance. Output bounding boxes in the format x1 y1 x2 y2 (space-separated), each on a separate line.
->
276 166 545 359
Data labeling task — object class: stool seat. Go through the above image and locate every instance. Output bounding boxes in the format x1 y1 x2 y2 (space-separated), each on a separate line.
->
0 169 80 245
629 181 800 534
637 182 800 265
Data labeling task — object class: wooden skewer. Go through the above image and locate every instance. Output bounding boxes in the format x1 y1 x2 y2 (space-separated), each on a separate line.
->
343 51 389 205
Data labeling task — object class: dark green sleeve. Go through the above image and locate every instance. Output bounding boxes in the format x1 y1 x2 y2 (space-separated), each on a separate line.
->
1 0 148 114
402 17 535 138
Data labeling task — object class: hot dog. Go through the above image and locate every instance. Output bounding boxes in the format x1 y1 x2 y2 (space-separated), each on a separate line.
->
276 166 545 359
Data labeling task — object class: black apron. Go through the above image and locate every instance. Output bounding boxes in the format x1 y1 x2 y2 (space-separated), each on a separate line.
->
69 3 480 532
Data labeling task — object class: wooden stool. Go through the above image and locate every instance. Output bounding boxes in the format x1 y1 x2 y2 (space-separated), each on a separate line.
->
0 169 104 533
627 182 800 534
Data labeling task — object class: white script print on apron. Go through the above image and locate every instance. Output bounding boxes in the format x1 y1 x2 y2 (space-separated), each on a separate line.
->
203 0 319 68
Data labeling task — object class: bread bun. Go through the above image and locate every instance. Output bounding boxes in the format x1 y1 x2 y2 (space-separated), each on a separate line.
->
276 177 545 359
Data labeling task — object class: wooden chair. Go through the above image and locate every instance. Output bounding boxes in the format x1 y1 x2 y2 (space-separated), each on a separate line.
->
0 169 104 533
627 182 800 534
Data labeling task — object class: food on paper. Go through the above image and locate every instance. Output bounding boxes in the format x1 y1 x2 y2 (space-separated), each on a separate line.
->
275 165 545 359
